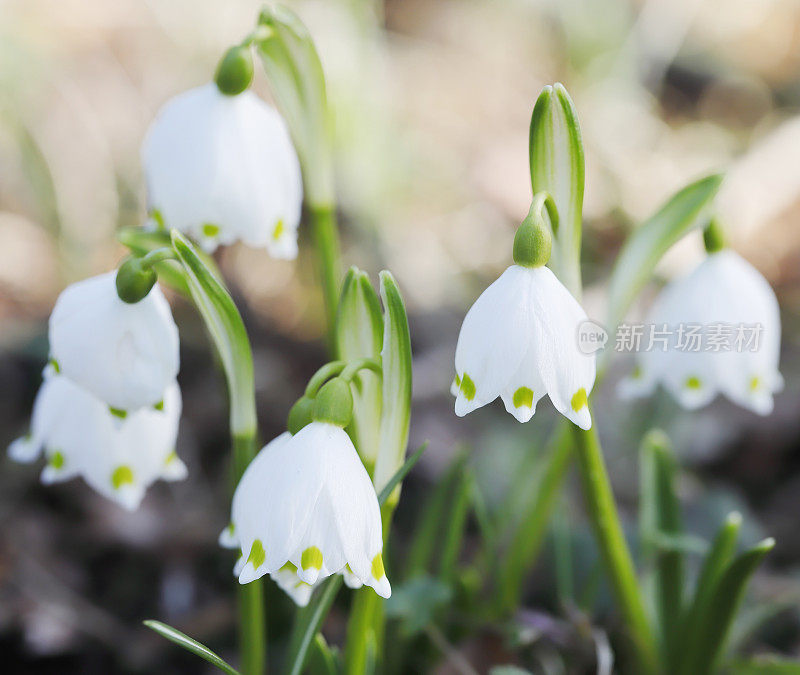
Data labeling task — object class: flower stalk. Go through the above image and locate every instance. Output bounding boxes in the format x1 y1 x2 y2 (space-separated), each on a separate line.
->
573 422 658 675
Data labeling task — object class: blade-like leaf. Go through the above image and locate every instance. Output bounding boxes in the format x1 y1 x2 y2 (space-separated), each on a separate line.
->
530 83 585 296
606 174 723 332
255 5 333 205
377 442 427 507
639 430 683 669
286 576 344 675
680 538 775 675
171 230 256 447
727 656 800 674
336 267 384 470
143 620 240 675
308 633 338 675
438 467 473 583
679 511 742 661
373 271 412 503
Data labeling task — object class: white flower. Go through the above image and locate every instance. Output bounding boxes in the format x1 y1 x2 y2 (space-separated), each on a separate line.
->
8 374 185 510
49 272 179 413
142 83 303 258
224 426 390 598
453 264 596 429
619 250 782 415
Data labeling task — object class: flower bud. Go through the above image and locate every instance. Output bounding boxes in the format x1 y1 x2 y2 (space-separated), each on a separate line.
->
513 205 552 268
287 395 315 435
116 257 157 304
312 377 353 428
703 218 726 254
214 45 254 96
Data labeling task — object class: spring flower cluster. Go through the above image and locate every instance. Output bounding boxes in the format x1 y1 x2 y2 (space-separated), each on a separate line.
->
9 272 183 510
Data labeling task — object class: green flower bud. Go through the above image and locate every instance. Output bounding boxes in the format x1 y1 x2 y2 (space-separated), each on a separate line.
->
703 218 726 254
214 46 254 96
312 377 354 428
116 257 157 304
287 395 315 435
513 203 552 268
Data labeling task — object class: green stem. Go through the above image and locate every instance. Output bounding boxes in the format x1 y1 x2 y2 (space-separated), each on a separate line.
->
305 360 346 398
234 433 265 675
310 203 342 350
496 423 572 614
572 423 658 675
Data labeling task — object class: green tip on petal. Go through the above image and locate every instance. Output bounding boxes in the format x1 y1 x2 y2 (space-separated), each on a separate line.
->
685 375 702 390
312 377 354 427
371 553 385 579
214 45 254 96
513 386 534 409
109 406 128 419
202 223 220 239
247 539 266 569
301 546 323 570
49 451 65 470
459 373 476 401
571 388 587 412
111 465 135 490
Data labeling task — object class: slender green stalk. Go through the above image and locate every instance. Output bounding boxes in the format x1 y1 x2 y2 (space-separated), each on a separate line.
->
233 434 264 675
572 423 658 675
496 424 572 614
310 203 343 348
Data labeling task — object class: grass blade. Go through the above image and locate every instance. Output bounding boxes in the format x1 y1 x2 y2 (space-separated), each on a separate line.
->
143 620 240 675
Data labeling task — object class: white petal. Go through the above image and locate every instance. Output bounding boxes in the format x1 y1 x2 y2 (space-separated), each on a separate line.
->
454 266 535 416
219 523 238 549
8 436 41 463
49 272 179 411
528 267 596 429
142 84 302 257
271 566 315 607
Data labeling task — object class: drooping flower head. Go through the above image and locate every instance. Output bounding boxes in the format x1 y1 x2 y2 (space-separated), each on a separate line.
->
9 373 185 510
142 80 303 257
49 272 179 413
222 378 390 599
619 223 782 415
453 198 596 429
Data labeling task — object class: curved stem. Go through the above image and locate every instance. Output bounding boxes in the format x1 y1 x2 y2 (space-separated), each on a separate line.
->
340 356 382 382
573 422 658 675
140 246 177 268
305 361 346 398
309 204 342 351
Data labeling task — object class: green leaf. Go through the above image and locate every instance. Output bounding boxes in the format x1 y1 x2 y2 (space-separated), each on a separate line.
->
171 230 256 446
255 5 333 205
336 267 384 470
407 453 467 578
606 174 723 332
308 633 338 675
529 83 585 296
679 511 741 666
377 442 427 507
143 620 240 675
490 668 534 675
287 576 344 675
639 430 684 670
680 538 775 675
727 656 800 674
384 575 452 636
438 466 473 583
372 271 413 503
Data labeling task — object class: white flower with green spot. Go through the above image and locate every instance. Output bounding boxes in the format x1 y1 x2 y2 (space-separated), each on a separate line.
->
8 374 185 510
142 83 302 258
453 203 596 430
619 248 782 415
223 378 390 599
49 272 179 414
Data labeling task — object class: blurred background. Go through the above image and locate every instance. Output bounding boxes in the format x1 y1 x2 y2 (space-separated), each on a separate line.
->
2 0 800 672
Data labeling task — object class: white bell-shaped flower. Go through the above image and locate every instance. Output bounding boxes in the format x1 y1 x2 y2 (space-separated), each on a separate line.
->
142 83 303 257
454 264 596 429
224 403 390 598
619 249 782 414
8 373 185 510
49 272 179 413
